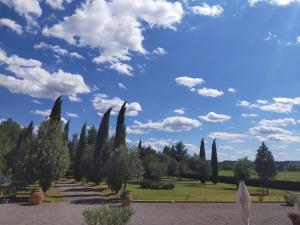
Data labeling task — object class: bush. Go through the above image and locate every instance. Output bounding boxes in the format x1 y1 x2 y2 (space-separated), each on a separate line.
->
140 179 175 190
284 192 299 207
256 187 267 202
83 206 134 225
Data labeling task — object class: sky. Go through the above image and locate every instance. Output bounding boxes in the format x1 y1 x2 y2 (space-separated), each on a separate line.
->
1 0 300 161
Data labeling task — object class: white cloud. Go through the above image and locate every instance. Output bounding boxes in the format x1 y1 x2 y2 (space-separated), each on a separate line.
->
249 125 292 136
118 82 126 90
228 88 236 93
249 0 300 6
192 3 223 17
153 47 167 56
209 132 247 142
264 32 277 41
199 112 231 122
31 109 51 117
241 113 258 118
258 118 296 127
42 0 184 75
66 112 79 118
68 94 82 102
175 76 204 88
0 18 23 34
92 93 142 117
198 88 224 97
45 0 72 9
127 127 145 134
133 116 201 132
174 108 185 115
34 42 84 60
32 99 41 104
0 48 90 99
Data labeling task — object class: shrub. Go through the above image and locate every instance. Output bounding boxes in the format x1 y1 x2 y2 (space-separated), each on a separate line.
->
284 192 299 207
256 187 267 202
83 206 134 225
140 179 175 190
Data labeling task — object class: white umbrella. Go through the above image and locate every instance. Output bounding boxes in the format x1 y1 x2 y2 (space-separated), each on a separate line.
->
237 180 251 225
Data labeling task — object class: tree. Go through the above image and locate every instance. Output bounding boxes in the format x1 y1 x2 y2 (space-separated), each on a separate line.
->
167 157 179 178
143 154 166 181
255 142 277 195
196 159 211 184
13 122 37 184
233 157 251 189
63 120 70 142
138 139 142 150
93 107 112 183
211 139 218 184
74 123 87 181
123 149 143 190
36 121 70 192
114 102 127 150
200 138 206 160
67 134 78 177
173 142 187 180
49 96 62 123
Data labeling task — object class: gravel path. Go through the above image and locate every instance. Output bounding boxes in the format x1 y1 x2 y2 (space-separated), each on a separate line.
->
0 180 297 225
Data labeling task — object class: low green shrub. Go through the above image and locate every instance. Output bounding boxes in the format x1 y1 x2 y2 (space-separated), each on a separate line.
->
83 205 134 225
256 187 267 202
140 179 175 190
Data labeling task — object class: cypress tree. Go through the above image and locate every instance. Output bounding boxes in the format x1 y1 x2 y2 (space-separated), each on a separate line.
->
63 120 70 142
138 139 142 150
49 96 62 123
74 123 87 181
114 102 127 150
211 139 218 184
93 107 112 183
200 138 206 160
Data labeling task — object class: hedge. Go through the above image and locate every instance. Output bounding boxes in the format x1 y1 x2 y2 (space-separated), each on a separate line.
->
182 173 300 192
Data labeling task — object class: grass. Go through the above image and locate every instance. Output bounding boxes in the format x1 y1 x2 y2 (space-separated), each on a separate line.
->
86 179 288 202
219 170 300 182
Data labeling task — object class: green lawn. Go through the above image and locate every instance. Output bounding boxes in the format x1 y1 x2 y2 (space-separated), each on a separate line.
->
219 170 300 182
89 179 289 202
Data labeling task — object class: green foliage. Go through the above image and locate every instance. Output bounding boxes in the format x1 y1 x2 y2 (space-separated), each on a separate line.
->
74 123 87 181
83 206 134 225
199 138 206 160
256 187 267 202
63 120 70 142
167 157 179 177
49 96 62 123
196 159 211 184
284 191 299 206
67 134 78 177
36 121 70 192
114 102 127 150
143 154 166 181
255 142 277 194
233 157 252 182
80 145 94 182
93 108 112 183
140 179 175 190
210 139 218 184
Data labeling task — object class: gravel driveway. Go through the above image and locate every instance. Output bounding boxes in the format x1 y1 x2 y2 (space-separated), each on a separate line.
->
0 180 297 225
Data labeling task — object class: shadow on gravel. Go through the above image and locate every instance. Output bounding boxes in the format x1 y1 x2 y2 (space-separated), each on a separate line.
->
70 198 119 205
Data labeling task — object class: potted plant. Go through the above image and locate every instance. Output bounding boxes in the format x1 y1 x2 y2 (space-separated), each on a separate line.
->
28 187 44 205
120 189 133 206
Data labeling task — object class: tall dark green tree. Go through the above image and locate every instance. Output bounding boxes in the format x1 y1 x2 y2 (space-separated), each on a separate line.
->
74 123 87 181
49 96 62 123
114 102 127 150
255 142 277 195
63 120 70 142
67 134 78 177
138 139 142 150
200 138 206 160
211 139 218 184
93 107 112 183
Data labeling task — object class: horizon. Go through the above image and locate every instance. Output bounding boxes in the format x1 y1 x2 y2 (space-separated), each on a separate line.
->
1 0 300 161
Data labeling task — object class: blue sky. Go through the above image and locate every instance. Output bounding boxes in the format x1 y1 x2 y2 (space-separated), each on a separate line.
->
1 0 300 161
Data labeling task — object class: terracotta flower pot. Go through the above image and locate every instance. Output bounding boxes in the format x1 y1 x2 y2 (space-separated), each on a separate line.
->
28 187 44 205
120 191 133 207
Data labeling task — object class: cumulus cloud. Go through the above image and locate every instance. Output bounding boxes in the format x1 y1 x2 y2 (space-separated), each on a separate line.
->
34 42 84 59
42 0 184 75
0 48 90 99
258 118 296 127
198 88 224 97
249 0 300 6
174 108 185 115
91 93 142 116
228 88 236 93
192 3 223 17
32 99 41 104
133 116 201 132
45 0 72 9
153 47 167 56
199 112 231 123
241 113 258 118
31 109 51 117
0 18 23 34
175 76 204 89
209 132 247 142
